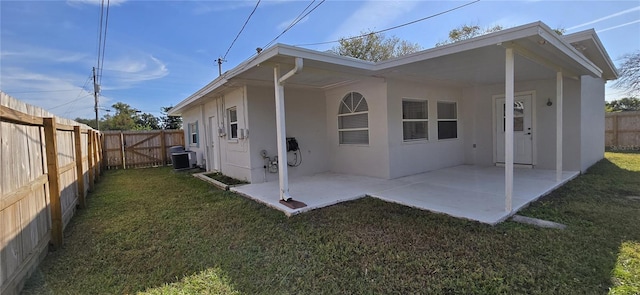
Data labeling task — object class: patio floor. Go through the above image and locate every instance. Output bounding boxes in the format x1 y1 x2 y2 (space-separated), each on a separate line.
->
230 165 580 225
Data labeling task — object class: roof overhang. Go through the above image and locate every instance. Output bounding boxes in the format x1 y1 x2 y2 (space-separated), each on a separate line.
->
563 29 619 80
170 21 616 116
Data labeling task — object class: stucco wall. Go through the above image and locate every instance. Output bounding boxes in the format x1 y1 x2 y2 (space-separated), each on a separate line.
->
325 79 390 179
246 85 330 183
181 106 205 166
579 75 605 171
461 78 582 171
386 79 465 178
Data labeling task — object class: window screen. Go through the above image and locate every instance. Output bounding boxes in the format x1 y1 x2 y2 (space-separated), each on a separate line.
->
437 101 457 140
228 108 238 139
338 92 369 144
402 99 428 141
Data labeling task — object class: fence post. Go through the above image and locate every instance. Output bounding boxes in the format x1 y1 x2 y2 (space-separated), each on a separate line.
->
160 130 167 165
612 113 619 147
94 131 101 178
120 132 126 169
43 117 63 248
88 130 95 191
73 126 86 209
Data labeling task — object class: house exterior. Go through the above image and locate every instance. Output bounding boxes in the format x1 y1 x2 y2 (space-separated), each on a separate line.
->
169 21 617 207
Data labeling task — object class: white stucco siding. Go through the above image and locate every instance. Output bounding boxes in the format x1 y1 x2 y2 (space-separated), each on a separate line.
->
181 107 205 166
215 87 252 182
246 85 330 183
386 79 465 178
579 75 605 172
560 78 582 171
326 79 390 179
461 78 582 171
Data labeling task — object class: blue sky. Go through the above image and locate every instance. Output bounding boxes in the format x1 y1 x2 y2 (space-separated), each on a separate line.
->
1 0 639 120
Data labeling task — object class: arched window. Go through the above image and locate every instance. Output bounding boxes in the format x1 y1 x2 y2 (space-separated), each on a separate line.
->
338 92 369 144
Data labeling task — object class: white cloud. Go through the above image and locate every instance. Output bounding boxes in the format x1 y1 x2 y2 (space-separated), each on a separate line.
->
1 67 97 119
0 46 89 64
277 16 309 31
567 6 640 31
329 0 420 41
100 54 169 90
597 19 640 34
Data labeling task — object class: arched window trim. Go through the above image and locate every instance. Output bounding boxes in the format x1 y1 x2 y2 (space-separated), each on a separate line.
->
338 92 369 145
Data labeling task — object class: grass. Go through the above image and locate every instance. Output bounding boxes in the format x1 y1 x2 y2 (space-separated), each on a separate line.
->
22 152 639 294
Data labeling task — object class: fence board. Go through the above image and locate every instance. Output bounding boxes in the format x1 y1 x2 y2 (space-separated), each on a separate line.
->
103 130 184 169
605 111 640 150
0 92 101 295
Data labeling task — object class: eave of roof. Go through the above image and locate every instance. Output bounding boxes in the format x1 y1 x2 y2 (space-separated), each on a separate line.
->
170 21 614 116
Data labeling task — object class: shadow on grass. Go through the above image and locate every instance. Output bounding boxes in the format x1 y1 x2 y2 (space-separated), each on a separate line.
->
22 153 640 294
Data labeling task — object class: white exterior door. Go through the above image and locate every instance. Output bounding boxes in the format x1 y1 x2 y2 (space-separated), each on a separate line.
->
496 94 533 165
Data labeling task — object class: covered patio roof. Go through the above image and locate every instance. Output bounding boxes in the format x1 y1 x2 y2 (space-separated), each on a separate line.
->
169 21 615 116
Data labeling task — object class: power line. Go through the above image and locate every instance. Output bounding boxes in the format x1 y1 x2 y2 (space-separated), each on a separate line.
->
99 0 111 85
222 0 261 61
295 0 481 47
47 75 93 111
263 0 325 49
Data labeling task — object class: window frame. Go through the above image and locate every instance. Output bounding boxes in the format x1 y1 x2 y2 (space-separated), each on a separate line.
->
402 98 429 142
337 92 369 145
227 107 238 140
437 101 458 140
188 121 199 147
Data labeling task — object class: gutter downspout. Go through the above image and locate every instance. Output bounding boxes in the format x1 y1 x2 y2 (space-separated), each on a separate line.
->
274 57 303 201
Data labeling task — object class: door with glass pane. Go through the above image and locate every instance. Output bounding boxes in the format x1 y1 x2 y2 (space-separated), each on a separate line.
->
495 95 533 164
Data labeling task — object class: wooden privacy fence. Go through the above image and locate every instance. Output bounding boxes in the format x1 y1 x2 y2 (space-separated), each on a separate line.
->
0 92 102 295
605 111 640 150
103 130 184 169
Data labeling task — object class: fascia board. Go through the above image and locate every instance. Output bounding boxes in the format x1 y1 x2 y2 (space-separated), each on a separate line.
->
564 29 618 78
373 22 544 71
536 24 603 77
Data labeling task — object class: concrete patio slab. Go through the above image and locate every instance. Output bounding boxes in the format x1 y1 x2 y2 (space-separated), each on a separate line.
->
230 165 579 225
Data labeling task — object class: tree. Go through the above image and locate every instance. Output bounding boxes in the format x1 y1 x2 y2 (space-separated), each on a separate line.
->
435 24 565 46
436 24 503 46
106 102 138 130
614 51 640 96
605 97 640 112
331 31 422 62
161 106 182 129
135 113 161 130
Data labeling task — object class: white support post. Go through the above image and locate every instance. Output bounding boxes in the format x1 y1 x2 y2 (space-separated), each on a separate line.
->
505 48 515 212
273 65 291 201
556 71 563 182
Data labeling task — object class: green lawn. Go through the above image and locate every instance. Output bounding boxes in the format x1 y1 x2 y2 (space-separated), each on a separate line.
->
23 153 639 294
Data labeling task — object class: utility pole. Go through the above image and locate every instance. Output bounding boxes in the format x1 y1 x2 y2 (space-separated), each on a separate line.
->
217 58 223 76
93 67 100 130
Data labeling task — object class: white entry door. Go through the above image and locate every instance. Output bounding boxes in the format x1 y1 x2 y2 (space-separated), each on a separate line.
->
495 94 533 165
208 116 218 171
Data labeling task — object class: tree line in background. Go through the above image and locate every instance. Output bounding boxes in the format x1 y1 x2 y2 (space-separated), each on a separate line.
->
75 103 182 131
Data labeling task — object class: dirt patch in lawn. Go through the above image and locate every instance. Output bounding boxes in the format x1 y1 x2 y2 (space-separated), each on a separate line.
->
204 172 248 186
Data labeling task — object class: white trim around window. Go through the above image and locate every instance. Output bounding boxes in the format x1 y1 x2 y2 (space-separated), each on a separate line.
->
338 92 369 145
188 121 199 147
227 107 238 140
437 101 458 140
402 98 428 142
